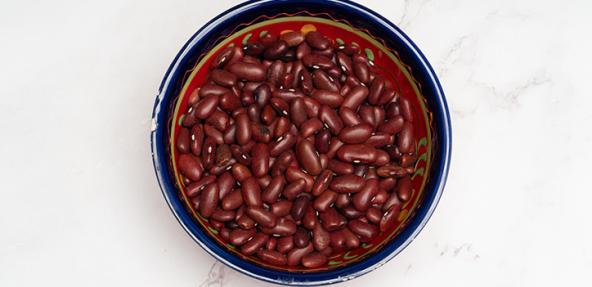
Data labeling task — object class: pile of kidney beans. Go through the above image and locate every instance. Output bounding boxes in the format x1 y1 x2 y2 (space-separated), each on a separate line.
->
175 29 417 269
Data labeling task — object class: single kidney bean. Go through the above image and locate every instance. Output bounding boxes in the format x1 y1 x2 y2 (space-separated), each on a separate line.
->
217 171 235 199
348 219 378 243
235 113 252 145
339 107 362 127
305 31 330 50
302 54 334 70
383 190 402 212
253 83 271 108
241 233 269 255
243 41 265 56
237 214 257 230
311 169 333 196
287 243 313 266
185 175 216 198
353 60 369 84
319 105 343 135
193 94 219 119
220 227 231 241
277 236 295 254
352 178 378 211
211 208 235 222
259 32 277 47
374 149 391 166
330 229 346 250
296 140 322 175
190 124 204 156
300 118 323 138
177 128 190 154
302 206 318 230
341 227 361 248
358 105 376 127
368 76 385 104
378 115 404 135
338 123 373 144
301 96 320 118
313 190 337 212
210 69 237 87
204 124 224 145
335 193 351 209
380 205 401 232
178 154 203 181
286 166 314 192
302 252 327 268
312 90 343 108
379 177 397 192
372 189 389 206
269 132 297 157
227 62 266 82
251 122 272 143
201 137 216 168
366 133 394 147
221 189 243 210
199 84 229 98
377 164 408 178
242 177 262 207
294 227 310 248
399 96 414 122
319 207 347 231
366 207 383 224
341 205 365 219
273 117 291 139
283 178 307 200
231 163 251 182
397 122 415 154
327 159 353 175
250 143 270 177
291 195 310 221
257 249 287 266
336 52 353 75
312 224 331 251
342 86 369 110
263 40 288 60
336 144 377 163
397 176 414 202
247 206 276 228
280 31 305 47
267 60 285 87
271 200 292 217
385 101 400 118
262 176 286 204
330 174 365 193
207 110 230 132
210 46 235 69
290 98 308 127
229 228 256 246
315 129 331 154
269 217 298 236
312 70 339 93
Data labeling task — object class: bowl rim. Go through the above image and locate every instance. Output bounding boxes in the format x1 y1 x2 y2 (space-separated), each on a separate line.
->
150 0 451 285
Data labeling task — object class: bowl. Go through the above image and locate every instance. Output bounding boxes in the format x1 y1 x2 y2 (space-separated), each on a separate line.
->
150 0 451 285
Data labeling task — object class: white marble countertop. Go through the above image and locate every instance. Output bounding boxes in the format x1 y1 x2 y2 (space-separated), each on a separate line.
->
1 0 591 286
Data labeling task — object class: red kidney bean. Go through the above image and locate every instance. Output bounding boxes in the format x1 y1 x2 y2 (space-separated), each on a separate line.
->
227 62 266 82
374 149 391 166
342 86 369 110
273 117 290 139
270 217 298 236
237 214 257 230
353 61 369 84
319 207 347 231
220 227 231 241
204 124 224 145
340 227 361 248
211 208 235 222
257 249 287 266
397 176 413 202
217 171 234 199
277 236 294 254
311 169 333 197
241 233 269 255
244 41 265 56
327 159 353 175
302 252 327 268
352 178 379 211
185 175 215 198
250 143 270 177
366 207 382 224
397 122 415 154
339 107 362 127
287 243 313 266
199 183 220 218
221 189 243 210
177 128 190 153
231 163 251 182
263 40 288 60
294 227 310 248
368 76 385 105
366 133 394 148
285 166 314 192
314 129 331 154
190 124 205 156
399 96 414 122
312 224 331 251
211 46 235 69
269 132 297 157
301 96 320 117
341 205 365 219
178 154 203 181
262 176 286 204
336 52 353 75
335 193 351 209
377 164 408 178
271 200 292 217
330 175 365 193
300 118 323 138
247 206 276 228
348 219 378 243
385 101 400 118
380 205 401 232
193 94 219 120
302 206 318 230
330 229 346 250
299 69 314 95
338 123 373 144
378 115 404 135
210 69 237 87
312 90 343 108
230 228 256 246
312 70 339 92
201 137 217 168
267 60 285 87
336 144 377 164
280 31 304 47
296 140 322 175
283 179 307 200
290 98 308 127
235 113 252 145
302 54 334 70
291 195 310 221
305 31 330 50
319 105 343 135
313 190 337 212
242 177 262 207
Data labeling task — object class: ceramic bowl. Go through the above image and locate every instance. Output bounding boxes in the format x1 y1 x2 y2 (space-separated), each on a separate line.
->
150 0 451 285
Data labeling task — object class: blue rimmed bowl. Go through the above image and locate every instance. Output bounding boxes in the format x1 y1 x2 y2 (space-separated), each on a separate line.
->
150 0 451 285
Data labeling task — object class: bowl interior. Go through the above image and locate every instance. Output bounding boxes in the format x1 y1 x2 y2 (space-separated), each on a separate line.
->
166 14 434 272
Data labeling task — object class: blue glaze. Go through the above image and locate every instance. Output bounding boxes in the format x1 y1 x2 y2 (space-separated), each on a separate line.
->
150 0 451 285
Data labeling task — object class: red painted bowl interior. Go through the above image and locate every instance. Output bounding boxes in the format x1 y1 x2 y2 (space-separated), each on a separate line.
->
168 16 433 272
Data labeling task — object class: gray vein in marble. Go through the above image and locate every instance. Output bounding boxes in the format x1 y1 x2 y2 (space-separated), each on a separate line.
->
397 0 432 29
438 35 470 78
199 261 226 287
